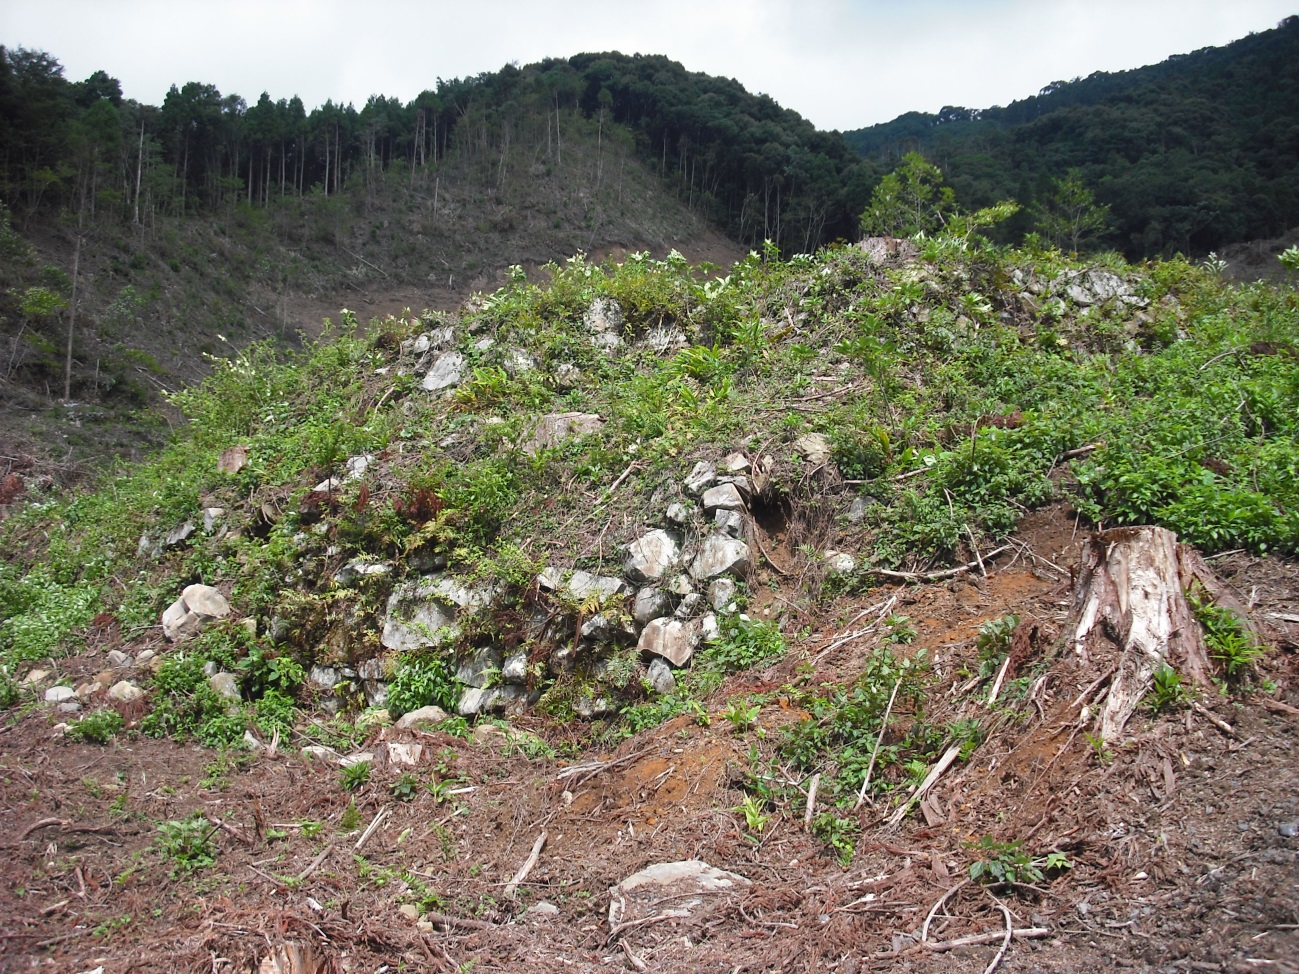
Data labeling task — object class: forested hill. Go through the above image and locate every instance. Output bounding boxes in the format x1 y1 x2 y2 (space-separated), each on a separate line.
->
0 48 876 258
844 15 1299 257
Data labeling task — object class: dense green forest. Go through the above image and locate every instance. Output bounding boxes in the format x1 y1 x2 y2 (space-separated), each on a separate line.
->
844 16 1299 256
0 47 876 256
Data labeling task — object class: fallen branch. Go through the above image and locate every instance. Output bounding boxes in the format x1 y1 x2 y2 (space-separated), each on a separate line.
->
1261 697 1299 717
924 927 1049 954
556 745 655 785
204 814 254 846
340 246 389 277
425 913 496 932
297 842 335 882
868 545 1012 583
1192 702 1238 739
921 878 970 942
965 524 987 577
753 531 791 577
803 774 821 827
984 898 1015 974
19 817 65 841
887 745 962 827
603 460 643 499
619 938 649 972
354 805 390 853
503 831 547 900
986 656 1012 708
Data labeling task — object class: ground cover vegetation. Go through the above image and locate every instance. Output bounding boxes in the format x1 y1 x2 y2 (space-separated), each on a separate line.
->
3 218 1294 737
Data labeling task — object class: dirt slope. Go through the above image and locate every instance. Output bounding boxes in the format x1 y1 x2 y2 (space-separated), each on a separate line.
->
4 503 1296 974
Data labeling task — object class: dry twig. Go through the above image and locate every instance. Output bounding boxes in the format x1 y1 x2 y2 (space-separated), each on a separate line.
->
504 831 548 900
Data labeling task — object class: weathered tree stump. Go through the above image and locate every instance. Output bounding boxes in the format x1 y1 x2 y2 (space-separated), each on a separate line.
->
1067 526 1251 741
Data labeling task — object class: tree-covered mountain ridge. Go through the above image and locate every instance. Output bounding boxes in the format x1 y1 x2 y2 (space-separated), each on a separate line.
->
844 15 1299 257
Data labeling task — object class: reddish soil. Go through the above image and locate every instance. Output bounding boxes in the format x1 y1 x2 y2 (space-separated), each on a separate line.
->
3 504 1297 973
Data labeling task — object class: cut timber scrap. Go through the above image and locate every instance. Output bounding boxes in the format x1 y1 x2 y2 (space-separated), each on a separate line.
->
1067 526 1252 742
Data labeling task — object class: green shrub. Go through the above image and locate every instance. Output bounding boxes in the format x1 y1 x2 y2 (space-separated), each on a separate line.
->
386 653 459 717
67 708 124 744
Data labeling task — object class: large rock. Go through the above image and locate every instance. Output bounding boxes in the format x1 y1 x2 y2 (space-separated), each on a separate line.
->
583 297 624 335
633 586 671 627
108 680 144 703
1059 269 1141 307
702 483 746 515
522 412 603 455
608 860 750 932
624 530 680 584
683 461 717 496
422 351 465 392
458 685 526 716
381 576 492 652
161 584 232 641
646 657 677 694
209 671 241 702
456 646 503 688
690 535 751 581
44 686 77 704
793 432 833 465
538 568 628 602
637 618 701 667
395 705 449 730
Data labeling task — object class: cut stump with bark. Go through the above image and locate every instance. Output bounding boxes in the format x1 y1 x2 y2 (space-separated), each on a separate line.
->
1066 526 1250 742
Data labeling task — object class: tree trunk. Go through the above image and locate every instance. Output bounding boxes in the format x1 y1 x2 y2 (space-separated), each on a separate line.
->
64 233 82 401
1067 526 1249 741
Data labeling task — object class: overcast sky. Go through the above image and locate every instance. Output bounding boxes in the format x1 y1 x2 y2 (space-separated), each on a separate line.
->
3 0 1294 130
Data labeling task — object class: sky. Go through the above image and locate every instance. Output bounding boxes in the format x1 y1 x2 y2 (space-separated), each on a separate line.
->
2 0 1295 131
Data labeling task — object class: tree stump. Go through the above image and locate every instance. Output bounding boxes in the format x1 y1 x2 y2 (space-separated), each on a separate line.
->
1067 526 1250 741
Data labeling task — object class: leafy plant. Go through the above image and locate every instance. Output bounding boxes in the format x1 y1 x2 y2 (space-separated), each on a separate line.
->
68 708 124 744
339 760 371 792
811 812 859 866
1145 663 1191 712
884 614 918 644
386 652 459 717
390 772 420 802
967 836 1072 888
155 815 217 874
1191 594 1265 681
976 613 1019 678
734 794 772 835
722 700 761 733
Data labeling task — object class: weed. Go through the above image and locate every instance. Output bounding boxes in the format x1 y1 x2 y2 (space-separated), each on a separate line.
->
811 813 859 866
722 700 761 733
390 772 420 802
339 800 361 831
734 794 771 835
967 836 1072 889
155 815 217 875
300 819 324 838
1145 663 1191 712
884 614 918 644
1191 594 1265 681
1084 731 1112 765
67 708 124 744
976 613 1019 678
386 652 459 717
339 761 371 792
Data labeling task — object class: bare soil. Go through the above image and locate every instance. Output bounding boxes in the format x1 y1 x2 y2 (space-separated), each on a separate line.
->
3 504 1298 973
